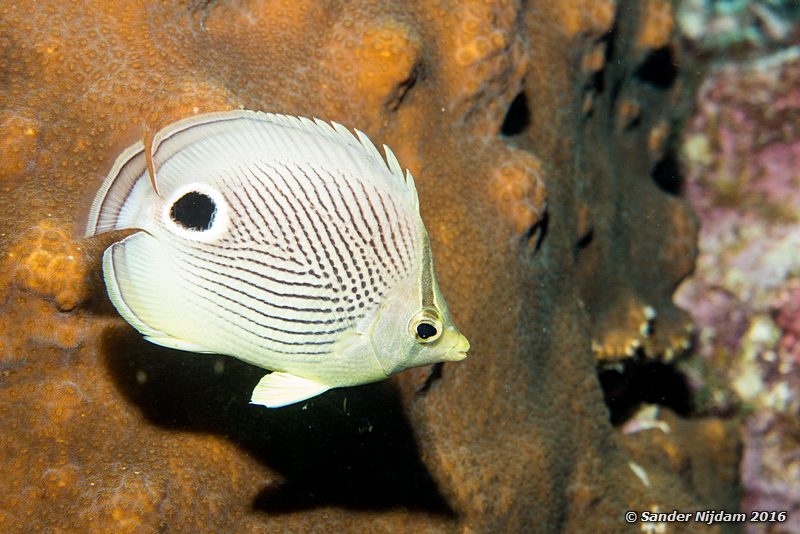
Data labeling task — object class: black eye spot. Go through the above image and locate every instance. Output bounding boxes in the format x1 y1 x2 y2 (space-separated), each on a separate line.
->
416 322 438 340
170 191 217 231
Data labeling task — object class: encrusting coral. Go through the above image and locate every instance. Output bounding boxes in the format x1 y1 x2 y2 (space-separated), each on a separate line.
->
0 0 737 532
676 45 800 533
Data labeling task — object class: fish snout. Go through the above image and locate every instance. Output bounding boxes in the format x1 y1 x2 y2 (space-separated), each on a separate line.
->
441 328 469 361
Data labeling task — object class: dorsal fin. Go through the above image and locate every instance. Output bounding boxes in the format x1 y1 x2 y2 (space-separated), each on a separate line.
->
147 110 419 205
143 127 158 195
383 144 419 212
84 110 421 237
84 141 153 236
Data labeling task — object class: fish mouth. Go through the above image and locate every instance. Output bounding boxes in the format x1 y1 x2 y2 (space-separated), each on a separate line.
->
441 329 470 361
448 351 468 361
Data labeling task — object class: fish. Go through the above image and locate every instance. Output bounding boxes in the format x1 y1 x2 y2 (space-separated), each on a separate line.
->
83 110 469 408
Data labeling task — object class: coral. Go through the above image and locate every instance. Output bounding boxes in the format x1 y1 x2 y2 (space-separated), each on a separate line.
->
488 149 547 237
1 221 91 311
0 112 39 182
636 0 675 51
571 5 696 362
0 0 735 532
619 406 740 514
676 45 800 533
557 0 617 38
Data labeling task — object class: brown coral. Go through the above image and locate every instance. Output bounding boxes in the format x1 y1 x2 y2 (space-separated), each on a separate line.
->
568 4 696 363
0 112 39 182
0 0 734 532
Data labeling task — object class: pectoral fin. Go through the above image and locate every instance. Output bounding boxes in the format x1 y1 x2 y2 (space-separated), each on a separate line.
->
103 232 214 354
144 335 214 354
250 372 330 408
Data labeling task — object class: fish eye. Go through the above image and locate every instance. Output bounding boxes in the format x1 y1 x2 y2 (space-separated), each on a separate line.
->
170 191 217 231
416 322 438 339
408 308 443 344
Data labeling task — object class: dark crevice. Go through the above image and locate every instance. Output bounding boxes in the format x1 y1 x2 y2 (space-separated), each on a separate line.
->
623 113 641 131
387 63 421 112
603 24 616 71
608 77 625 114
500 91 531 137
634 47 678 89
593 24 617 97
526 210 548 254
651 150 683 195
584 26 616 120
574 228 594 255
583 72 604 120
599 359 693 426
587 67 605 96
584 34 609 94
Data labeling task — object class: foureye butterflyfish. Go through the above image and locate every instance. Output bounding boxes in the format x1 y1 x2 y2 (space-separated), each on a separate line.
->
83 110 469 407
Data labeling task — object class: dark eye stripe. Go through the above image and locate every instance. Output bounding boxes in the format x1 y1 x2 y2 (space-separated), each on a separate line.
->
420 234 434 309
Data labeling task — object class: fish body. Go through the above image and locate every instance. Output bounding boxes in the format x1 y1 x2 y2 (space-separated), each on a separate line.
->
84 110 469 407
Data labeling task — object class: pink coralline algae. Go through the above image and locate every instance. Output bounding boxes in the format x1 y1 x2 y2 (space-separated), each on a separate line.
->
676 46 800 533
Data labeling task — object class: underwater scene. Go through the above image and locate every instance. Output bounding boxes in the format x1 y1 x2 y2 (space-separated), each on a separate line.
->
1 0 799 532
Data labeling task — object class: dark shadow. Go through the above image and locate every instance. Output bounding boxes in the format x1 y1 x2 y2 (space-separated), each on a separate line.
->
598 358 693 426
81 278 121 319
500 91 531 137
81 232 141 319
102 329 455 516
634 47 678 90
415 362 443 396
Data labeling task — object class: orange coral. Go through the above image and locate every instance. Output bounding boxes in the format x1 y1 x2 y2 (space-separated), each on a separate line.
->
648 119 670 155
581 42 607 74
3 221 90 311
433 0 527 126
488 150 546 236
352 24 420 111
616 98 642 129
558 0 616 38
636 0 675 51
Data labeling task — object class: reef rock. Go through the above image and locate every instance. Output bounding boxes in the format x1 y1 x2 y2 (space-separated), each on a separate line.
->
677 45 800 534
0 1 737 532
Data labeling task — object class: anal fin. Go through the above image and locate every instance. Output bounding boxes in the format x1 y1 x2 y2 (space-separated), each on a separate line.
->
250 372 330 408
